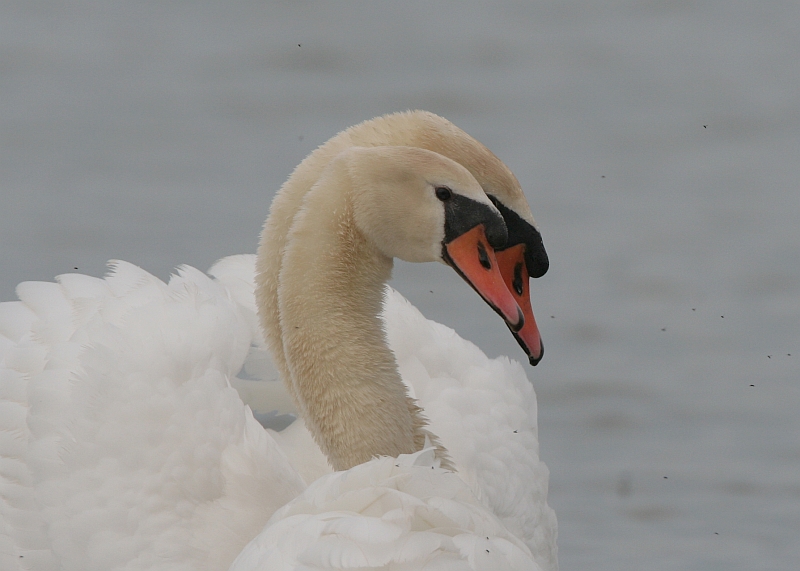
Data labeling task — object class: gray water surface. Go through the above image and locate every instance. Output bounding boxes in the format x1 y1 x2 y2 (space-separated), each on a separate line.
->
2 2 799 569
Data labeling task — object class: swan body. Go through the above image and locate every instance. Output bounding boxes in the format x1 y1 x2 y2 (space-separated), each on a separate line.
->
0 112 557 570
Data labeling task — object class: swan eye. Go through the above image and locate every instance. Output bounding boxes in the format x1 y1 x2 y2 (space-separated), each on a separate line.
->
435 186 453 202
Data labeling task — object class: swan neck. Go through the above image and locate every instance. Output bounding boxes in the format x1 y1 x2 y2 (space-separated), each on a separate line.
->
277 165 424 470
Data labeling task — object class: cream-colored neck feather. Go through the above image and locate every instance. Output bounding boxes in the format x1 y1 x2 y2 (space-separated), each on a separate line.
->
268 146 491 470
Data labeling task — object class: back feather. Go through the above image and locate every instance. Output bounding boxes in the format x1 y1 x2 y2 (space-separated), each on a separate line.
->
0 260 305 571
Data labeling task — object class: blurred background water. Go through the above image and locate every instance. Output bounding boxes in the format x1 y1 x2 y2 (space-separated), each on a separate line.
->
2 2 799 569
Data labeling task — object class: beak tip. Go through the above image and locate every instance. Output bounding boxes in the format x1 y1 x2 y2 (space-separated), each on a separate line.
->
528 340 544 366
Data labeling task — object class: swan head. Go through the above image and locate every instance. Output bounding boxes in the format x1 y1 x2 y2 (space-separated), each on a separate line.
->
369 110 548 364
416 111 548 364
341 146 526 332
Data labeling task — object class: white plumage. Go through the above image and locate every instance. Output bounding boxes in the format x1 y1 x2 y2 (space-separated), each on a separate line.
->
2 111 557 571
0 255 556 570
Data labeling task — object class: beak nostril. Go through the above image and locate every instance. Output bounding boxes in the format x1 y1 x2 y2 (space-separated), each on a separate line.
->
513 262 524 296
477 242 492 270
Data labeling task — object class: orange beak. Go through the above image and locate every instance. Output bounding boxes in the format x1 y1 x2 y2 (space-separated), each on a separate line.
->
496 244 544 365
443 225 524 331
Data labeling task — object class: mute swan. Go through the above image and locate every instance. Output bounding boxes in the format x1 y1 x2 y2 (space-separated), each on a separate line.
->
0 112 556 570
